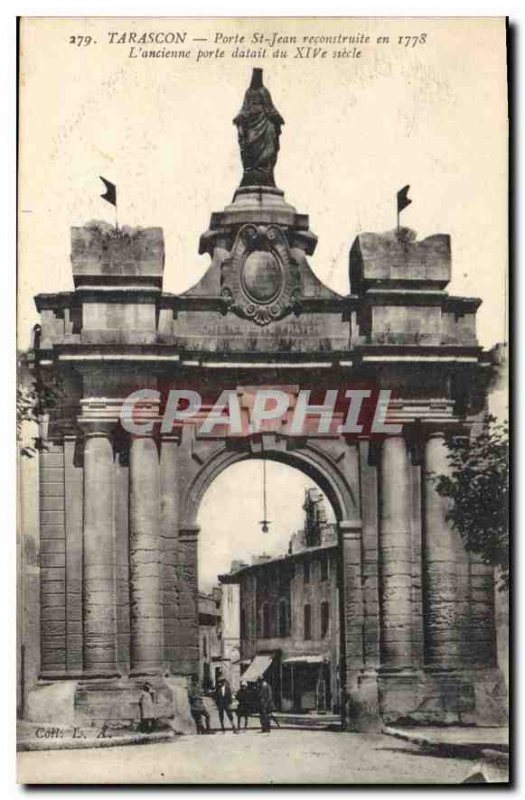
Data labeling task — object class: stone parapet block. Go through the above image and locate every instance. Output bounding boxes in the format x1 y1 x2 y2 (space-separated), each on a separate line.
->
71 223 164 287
350 228 451 294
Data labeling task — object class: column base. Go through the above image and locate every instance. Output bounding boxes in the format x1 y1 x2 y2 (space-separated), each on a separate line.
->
80 670 122 680
129 669 165 678
74 675 175 728
39 671 76 681
377 666 508 726
24 680 78 725
344 669 382 732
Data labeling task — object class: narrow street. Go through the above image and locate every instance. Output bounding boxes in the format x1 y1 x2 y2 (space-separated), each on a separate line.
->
18 728 480 784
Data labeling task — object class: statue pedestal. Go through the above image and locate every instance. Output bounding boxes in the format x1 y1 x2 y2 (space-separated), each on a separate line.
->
200 185 317 257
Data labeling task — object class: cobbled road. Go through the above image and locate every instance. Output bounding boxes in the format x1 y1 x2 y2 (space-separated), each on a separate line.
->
17 727 481 784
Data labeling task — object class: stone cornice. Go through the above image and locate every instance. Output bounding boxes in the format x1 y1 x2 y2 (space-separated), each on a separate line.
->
37 342 488 375
178 524 201 542
34 291 76 311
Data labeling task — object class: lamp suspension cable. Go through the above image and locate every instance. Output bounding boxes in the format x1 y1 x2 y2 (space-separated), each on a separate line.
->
259 457 271 534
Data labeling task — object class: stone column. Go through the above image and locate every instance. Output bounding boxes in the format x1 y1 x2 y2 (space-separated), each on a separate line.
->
379 435 413 668
340 517 381 731
64 434 84 676
340 520 365 672
358 439 380 669
160 434 180 672
423 431 468 667
175 526 200 676
81 422 118 676
129 433 163 675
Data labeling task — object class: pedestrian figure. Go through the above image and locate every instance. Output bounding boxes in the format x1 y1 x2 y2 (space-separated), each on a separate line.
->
187 675 211 735
258 676 274 733
138 682 156 733
214 676 238 733
235 681 250 730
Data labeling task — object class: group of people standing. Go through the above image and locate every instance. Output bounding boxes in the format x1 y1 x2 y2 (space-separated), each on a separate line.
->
187 674 274 735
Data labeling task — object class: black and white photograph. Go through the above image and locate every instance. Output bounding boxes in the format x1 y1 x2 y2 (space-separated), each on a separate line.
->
15 15 509 785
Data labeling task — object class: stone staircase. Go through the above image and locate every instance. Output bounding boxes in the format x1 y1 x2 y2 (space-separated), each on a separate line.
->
272 712 341 731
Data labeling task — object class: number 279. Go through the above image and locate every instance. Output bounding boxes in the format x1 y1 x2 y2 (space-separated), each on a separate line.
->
69 35 93 47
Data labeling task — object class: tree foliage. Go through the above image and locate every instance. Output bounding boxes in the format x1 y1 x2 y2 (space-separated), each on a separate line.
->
17 377 61 458
432 416 509 590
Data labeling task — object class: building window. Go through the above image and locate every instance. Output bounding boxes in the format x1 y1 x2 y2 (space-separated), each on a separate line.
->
320 555 329 582
278 600 290 638
304 604 312 640
320 601 330 638
262 603 271 638
202 636 207 659
304 560 310 584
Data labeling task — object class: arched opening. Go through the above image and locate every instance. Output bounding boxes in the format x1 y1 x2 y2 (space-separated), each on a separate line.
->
195 458 344 718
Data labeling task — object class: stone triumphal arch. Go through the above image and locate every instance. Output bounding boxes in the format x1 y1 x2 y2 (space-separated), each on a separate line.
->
27 70 505 729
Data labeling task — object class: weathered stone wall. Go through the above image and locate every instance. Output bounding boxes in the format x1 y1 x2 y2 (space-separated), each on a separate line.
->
466 560 498 668
39 442 67 676
81 302 158 345
18 434 41 715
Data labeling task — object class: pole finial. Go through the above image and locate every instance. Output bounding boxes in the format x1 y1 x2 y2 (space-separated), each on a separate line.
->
396 185 412 233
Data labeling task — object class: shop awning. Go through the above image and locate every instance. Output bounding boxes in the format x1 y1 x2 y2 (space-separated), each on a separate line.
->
282 655 325 665
241 653 275 683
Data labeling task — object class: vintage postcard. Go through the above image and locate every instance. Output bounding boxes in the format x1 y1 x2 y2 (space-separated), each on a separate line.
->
17 16 509 784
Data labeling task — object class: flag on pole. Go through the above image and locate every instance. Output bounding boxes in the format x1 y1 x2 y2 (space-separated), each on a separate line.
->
99 177 116 207
397 185 412 214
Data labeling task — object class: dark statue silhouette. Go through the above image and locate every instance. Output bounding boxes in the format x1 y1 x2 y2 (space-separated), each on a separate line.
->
233 69 285 188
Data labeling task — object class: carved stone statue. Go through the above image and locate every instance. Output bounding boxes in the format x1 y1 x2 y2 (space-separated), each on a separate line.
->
233 69 285 188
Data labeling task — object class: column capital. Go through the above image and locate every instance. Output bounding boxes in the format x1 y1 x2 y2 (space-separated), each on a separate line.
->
339 519 362 539
78 417 116 438
379 432 409 460
78 398 122 437
380 432 406 442
159 431 182 443
63 431 81 441
419 420 471 439
129 430 158 441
